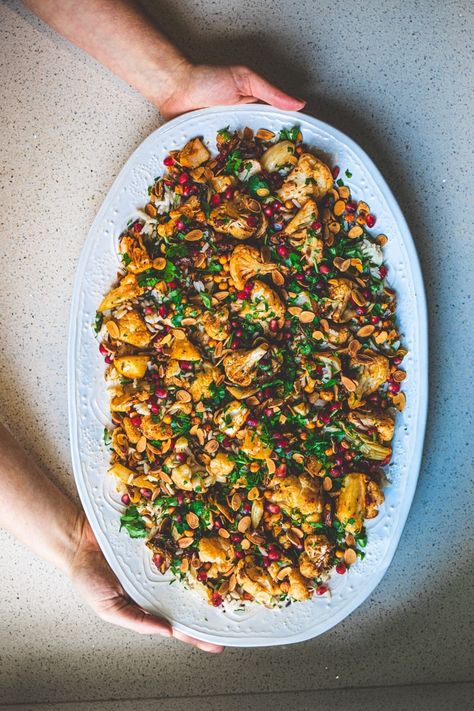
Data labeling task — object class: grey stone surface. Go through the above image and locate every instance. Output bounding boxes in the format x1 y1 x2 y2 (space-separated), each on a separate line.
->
0 0 473 706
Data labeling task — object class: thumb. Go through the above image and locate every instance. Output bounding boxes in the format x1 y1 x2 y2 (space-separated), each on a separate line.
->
245 69 306 111
100 597 173 636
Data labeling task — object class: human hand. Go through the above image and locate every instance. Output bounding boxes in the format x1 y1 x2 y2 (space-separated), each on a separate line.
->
158 62 306 120
69 513 224 653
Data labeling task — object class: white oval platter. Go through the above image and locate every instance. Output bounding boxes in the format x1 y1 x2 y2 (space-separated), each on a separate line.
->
68 105 428 647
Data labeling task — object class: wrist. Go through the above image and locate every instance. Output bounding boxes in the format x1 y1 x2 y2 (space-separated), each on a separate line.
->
145 56 193 114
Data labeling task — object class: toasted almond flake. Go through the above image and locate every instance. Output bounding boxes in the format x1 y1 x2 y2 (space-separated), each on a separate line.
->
180 557 190 573
177 536 194 548
338 186 350 200
299 310 316 323
218 528 230 539
230 493 242 511
191 556 201 569
176 389 192 402
392 369 406 382
344 548 357 565
334 256 351 272
391 391 406 411
181 317 197 326
153 257 167 270
323 476 333 491
240 538 251 550
237 515 251 533
292 452 304 464
272 270 285 286
358 201 370 213
145 203 157 217
374 330 388 344
351 290 366 307
159 470 173 485
256 128 275 140
251 499 264 528
341 375 358 392
276 566 292 581
357 324 375 337
311 330 324 340
348 225 363 239
136 435 147 453
184 229 204 242
287 529 301 547
218 580 230 595
288 306 302 316
333 199 346 216
204 439 219 454
248 487 260 501
290 526 304 539
376 233 388 246
228 573 237 591
186 512 200 529
106 320 119 339
347 339 362 357
256 187 270 197
266 458 276 474
214 291 229 300
261 245 272 262
328 221 341 234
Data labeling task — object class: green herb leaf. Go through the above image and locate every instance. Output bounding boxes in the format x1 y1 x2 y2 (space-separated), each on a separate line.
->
200 292 213 309
120 506 147 538
93 312 103 334
279 126 300 142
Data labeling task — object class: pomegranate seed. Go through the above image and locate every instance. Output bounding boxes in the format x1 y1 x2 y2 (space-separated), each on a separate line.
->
244 282 253 294
275 463 287 478
121 493 130 505
392 356 402 365
99 343 109 356
330 466 342 478
175 452 186 463
329 402 340 412
175 513 182 523
246 214 258 227
319 264 330 275
242 502 251 514
163 155 174 166
104 355 113 364
269 318 279 332
271 200 282 211
211 593 223 608
149 401 159 414
132 222 143 233
155 387 167 398
130 415 142 427
210 193 221 206
197 571 207 582
277 245 289 258
388 381 401 393
247 417 258 427
320 414 331 424
224 187 234 200
332 166 340 179
176 493 184 505
167 279 178 289
316 585 328 595
140 488 152 499
182 185 192 196
266 503 281 515
214 518 222 529
362 288 371 299
178 173 189 184
231 338 240 349
235 549 245 559
230 532 243 543
365 213 376 228
222 437 232 448
234 329 243 337
158 304 168 318
346 201 357 213
334 454 344 466
379 265 388 278
311 221 322 231
153 553 163 567
236 290 248 300
295 272 305 281
371 315 380 325
263 205 273 217
175 220 185 231
268 549 281 561
264 408 273 417
336 562 347 574
356 307 365 316
262 556 271 568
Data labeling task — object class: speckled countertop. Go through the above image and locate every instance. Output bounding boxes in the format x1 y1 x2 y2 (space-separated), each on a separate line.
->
0 0 473 707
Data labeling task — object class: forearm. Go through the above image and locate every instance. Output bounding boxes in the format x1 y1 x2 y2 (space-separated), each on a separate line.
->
22 0 188 109
0 423 82 575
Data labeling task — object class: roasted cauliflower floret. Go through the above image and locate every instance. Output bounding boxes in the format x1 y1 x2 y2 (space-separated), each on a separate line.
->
114 354 149 379
260 140 296 172
139 416 173 441
347 409 395 442
323 322 351 347
325 278 354 322
299 534 334 578
284 199 319 236
209 194 264 240
277 153 332 205
223 343 269 386
336 472 384 533
188 362 219 401
241 428 273 460
229 244 276 290
216 400 249 437
198 536 234 568
239 280 285 331
118 233 153 274
236 558 281 605
178 137 210 168
207 451 235 481
348 352 391 408
170 462 213 492
168 335 202 362
98 274 145 312
200 306 230 341
115 310 152 348
302 232 324 267
287 568 310 601
267 474 323 522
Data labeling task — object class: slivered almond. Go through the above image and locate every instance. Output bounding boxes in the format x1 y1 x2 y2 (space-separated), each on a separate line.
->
240 538 251 550
348 225 363 239
184 229 203 241
311 330 324 340
266 459 276 474
186 512 200 529
180 557 190 573
341 375 358 392
392 369 406 382
177 536 194 548
338 186 350 200
218 580 230 596
357 324 375 337
181 317 197 326
228 573 237 591
136 435 147 453
218 528 230 539
299 310 316 323
105 320 119 339
237 515 251 533
333 200 346 216
153 257 167 270
256 128 275 140
328 221 341 234
323 476 333 491
230 493 242 511
272 270 285 286
344 548 357 565
176 389 191 402
214 291 229 300
288 306 302 316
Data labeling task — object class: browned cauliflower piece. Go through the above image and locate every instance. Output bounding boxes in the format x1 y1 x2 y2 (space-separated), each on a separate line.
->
139 416 173 441
287 568 310 601
336 472 384 533
209 194 265 240
188 362 219 401
325 278 354 322
299 534 334 578
260 140 296 172
178 137 210 168
241 428 273 460
284 199 319 236
348 352 391 408
114 354 149 379
206 451 235 481
347 409 395 442
278 153 333 205
116 311 152 348
223 343 269 386
97 274 145 312
216 400 249 437
198 536 234 568
200 306 230 341
229 244 276 290
118 233 153 274
239 280 285 331
236 557 281 605
168 335 202 362
267 474 323 523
